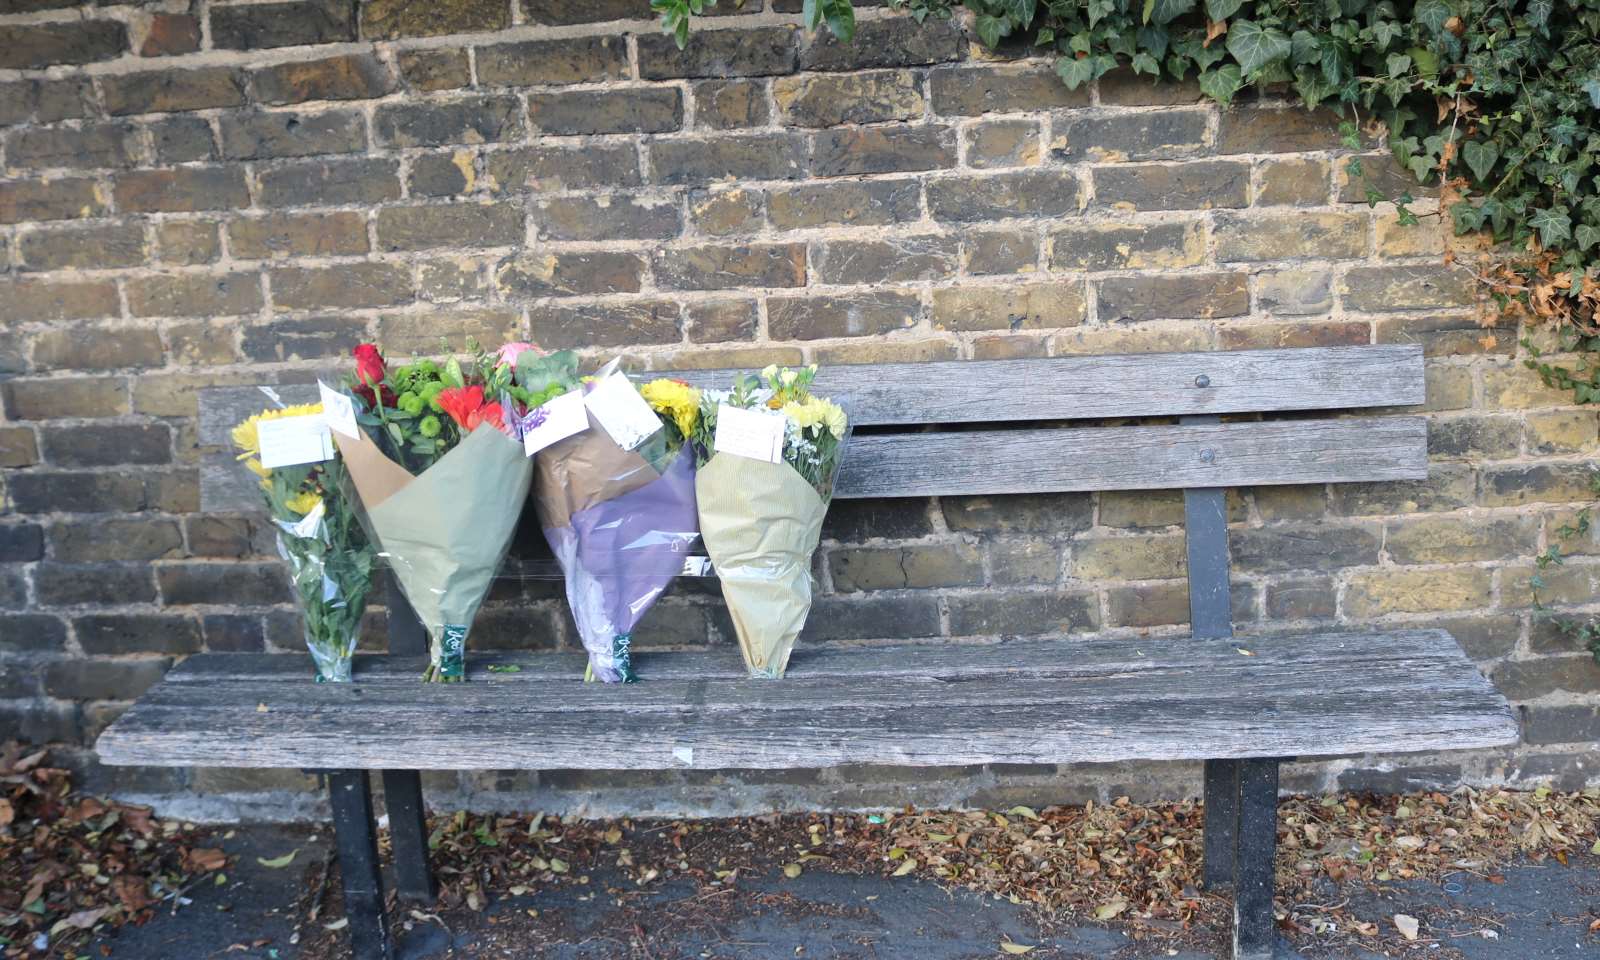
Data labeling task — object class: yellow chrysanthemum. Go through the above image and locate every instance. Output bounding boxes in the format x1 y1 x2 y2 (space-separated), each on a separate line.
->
819 400 847 439
284 491 323 515
780 398 824 431
640 378 701 437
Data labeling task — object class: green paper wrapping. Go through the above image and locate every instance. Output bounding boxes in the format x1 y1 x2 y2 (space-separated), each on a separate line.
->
338 425 533 678
695 454 827 679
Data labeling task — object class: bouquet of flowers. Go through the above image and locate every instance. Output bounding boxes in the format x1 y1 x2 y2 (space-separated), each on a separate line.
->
690 365 849 679
231 403 377 682
335 341 537 681
525 354 702 683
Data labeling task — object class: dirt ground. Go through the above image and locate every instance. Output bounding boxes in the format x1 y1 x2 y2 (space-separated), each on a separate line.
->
80 820 1600 960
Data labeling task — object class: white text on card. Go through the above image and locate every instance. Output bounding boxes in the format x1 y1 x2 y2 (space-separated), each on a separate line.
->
584 373 662 450
257 414 335 469
714 404 786 463
318 381 360 439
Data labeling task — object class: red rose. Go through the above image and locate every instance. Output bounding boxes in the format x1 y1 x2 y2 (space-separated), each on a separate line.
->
350 344 394 407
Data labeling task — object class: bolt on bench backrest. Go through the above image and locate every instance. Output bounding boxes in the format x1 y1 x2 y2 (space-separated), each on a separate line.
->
196 345 1428 646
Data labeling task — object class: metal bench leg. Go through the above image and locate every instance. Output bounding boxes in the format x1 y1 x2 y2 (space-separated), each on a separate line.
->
329 770 393 960
1203 758 1239 890
382 769 437 903
1232 758 1280 960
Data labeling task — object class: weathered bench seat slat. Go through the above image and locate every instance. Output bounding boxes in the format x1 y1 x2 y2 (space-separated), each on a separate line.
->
96 630 1517 771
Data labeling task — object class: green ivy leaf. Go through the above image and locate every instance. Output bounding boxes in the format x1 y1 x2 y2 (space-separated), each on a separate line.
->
1056 55 1097 89
1197 63 1245 104
1225 19 1293 76
975 14 1008 48
1529 206 1573 247
824 0 855 41
1582 78 1600 110
1461 140 1499 183
1525 0 1553 30
1415 0 1454 33
1142 0 1195 26
1131 50 1161 76
1575 224 1600 251
1204 0 1243 21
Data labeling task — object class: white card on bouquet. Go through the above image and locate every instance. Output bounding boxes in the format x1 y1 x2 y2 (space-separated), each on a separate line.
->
713 404 786 463
523 390 590 456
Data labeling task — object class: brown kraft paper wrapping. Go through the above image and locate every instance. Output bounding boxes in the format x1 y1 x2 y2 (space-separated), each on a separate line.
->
695 454 827 679
530 411 658 531
335 425 533 676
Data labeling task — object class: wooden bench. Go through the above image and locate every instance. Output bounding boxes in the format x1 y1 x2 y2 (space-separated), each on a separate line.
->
96 345 1520 960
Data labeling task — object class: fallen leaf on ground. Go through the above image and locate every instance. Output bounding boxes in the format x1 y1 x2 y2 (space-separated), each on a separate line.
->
1393 914 1420 940
782 862 802 879
999 939 1035 954
1095 900 1129 920
257 850 297 869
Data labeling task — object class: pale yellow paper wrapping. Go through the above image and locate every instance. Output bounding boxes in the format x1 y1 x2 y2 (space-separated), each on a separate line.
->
695 454 826 679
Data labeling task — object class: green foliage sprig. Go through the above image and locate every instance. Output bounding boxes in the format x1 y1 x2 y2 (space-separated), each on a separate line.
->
1531 472 1600 665
661 0 1600 402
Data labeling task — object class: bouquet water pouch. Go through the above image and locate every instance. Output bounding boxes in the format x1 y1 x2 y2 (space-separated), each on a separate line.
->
526 356 702 683
692 367 852 679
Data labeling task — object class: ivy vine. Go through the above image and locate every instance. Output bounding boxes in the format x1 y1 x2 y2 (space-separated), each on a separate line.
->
656 0 1600 401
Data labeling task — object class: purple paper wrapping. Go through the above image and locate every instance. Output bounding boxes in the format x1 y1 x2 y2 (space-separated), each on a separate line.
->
542 452 699 682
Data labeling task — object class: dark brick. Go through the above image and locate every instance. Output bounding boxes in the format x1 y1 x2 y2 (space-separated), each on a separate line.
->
533 195 680 241
1052 109 1208 162
639 25 798 79
153 219 222 265
362 0 511 38
407 151 474 197
1216 212 1366 261
767 180 920 229
1097 273 1249 322
831 543 983 591
271 262 413 310
0 427 39 468
1265 577 1337 620
229 211 369 259
928 170 1079 221
1107 581 1188 627
185 516 261 558
1328 464 1476 516
485 144 641 193
418 261 486 302
32 78 97 122
204 614 267 652
964 230 1038 275
1480 463 1599 507
1340 265 1473 312
496 251 644 298
218 109 365 160
1098 68 1204 106
821 499 933 542
375 203 522 251
653 244 804 291
798 595 941 642
6 122 140 171
77 613 202 655
950 591 1098 637
528 300 680 349
103 68 247 115
812 126 955 177
9 471 150 514
942 493 1093 535
0 523 44 562
127 272 261 318
4 280 121 323
0 178 106 224
1257 157 1330 206
651 133 807 184
1230 524 1381 573
0 21 127 69
527 88 681 136
1375 314 1514 359
773 70 922 127
966 119 1040 169
1494 656 1600 700
1525 704 1600 745
115 167 250 214
1050 221 1204 271
0 614 67 654
768 291 918 340
213 0 356 49
41 424 170 468
242 316 370 361
44 658 171 701
380 307 519 354
688 187 764 236
20 223 147 271
0 703 78 744
149 115 217 163
694 79 770 129
1337 152 1432 203
375 96 522 147
1335 764 1461 794
139 13 202 57
1094 161 1250 211
800 16 961 70
33 325 163 369
158 563 289 606
398 48 471 91
1217 107 1352 155
929 63 1088 115
519 0 652 22
252 53 394 105
4 377 128 419
258 157 401 206
477 36 627 86
684 299 758 343
1427 416 1522 459
812 235 957 284
52 518 183 563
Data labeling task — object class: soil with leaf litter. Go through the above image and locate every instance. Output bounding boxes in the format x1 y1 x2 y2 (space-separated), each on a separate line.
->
3 744 1596 959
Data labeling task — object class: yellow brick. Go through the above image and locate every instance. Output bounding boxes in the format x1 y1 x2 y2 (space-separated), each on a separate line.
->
1342 567 1492 616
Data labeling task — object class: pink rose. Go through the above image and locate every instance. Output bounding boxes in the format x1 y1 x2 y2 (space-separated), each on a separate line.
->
497 341 544 366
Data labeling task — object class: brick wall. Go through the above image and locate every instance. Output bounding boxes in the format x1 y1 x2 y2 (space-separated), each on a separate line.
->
1 0 1596 821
